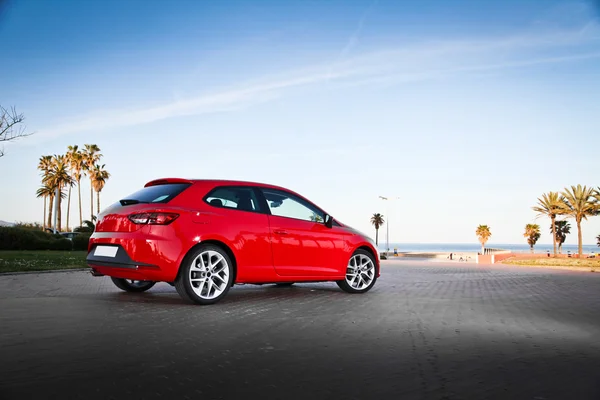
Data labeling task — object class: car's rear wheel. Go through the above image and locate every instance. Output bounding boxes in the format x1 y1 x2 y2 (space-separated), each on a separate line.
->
336 249 377 294
110 277 156 292
175 244 234 305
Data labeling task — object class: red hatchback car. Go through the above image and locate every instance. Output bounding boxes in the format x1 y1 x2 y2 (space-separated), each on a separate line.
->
87 178 380 305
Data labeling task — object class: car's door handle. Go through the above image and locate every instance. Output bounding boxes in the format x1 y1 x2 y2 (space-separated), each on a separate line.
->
273 230 288 235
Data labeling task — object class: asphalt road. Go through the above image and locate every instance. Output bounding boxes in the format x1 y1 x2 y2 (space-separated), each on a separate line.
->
1 260 600 400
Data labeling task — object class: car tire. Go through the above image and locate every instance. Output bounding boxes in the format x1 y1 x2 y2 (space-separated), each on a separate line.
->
110 277 156 292
275 282 294 287
175 244 234 305
336 249 378 294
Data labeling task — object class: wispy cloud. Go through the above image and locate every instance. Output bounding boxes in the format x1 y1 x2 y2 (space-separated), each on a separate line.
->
338 0 378 59
27 24 600 144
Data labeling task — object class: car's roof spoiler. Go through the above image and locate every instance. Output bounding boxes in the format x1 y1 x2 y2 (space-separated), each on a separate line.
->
144 178 193 187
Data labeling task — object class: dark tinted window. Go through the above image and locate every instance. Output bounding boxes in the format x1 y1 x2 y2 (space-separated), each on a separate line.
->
204 186 261 212
122 183 191 204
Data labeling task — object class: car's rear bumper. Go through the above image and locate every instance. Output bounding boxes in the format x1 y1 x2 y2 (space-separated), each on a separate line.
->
87 244 157 269
87 229 186 282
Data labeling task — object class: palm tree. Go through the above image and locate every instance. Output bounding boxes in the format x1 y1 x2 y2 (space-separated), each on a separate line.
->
553 220 571 254
476 225 491 254
43 155 73 231
370 213 385 246
309 212 323 222
90 163 110 215
83 144 102 220
67 145 85 228
37 155 54 227
74 219 95 233
524 223 541 253
560 185 597 257
35 184 54 230
596 234 600 248
532 192 565 256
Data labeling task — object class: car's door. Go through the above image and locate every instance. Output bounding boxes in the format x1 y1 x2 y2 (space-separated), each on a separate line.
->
202 186 275 281
259 187 348 277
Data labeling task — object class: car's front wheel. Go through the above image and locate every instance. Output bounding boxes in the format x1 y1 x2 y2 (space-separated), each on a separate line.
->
336 250 377 294
175 244 234 305
110 277 156 292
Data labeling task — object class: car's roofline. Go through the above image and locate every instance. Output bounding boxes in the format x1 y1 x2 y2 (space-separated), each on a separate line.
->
145 178 295 192
143 178 344 226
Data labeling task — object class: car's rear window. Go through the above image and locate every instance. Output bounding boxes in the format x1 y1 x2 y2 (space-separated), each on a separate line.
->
121 183 191 204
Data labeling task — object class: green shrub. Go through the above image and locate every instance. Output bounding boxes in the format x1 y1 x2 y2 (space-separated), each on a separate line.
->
49 238 73 251
14 222 44 230
0 227 75 251
72 234 91 251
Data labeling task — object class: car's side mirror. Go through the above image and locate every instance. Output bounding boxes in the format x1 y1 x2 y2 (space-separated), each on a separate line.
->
324 214 334 228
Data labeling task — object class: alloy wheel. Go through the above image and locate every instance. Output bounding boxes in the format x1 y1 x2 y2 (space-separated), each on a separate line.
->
345 253 375 290
189 250 230 300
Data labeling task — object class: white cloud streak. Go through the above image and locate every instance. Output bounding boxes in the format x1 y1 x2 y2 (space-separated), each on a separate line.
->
27 24 600 144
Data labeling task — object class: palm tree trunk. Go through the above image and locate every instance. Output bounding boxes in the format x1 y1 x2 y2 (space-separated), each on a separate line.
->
47 195 54 228
97 190 100 216
43 197 47 230
577 217 582 256
57 185 62 232
90 181 94 221
66 185 72 231
77 179 83 227
481 244 484 254
530 245 534 254
551 216 557 256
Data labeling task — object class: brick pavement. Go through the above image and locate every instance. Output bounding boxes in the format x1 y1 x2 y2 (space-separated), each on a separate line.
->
1 260 600 400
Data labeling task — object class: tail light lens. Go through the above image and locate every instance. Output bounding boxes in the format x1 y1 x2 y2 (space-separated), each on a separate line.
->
128 212 179 225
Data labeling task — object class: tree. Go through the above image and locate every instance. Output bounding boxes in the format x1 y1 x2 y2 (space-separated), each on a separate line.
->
1 105 32 157
43 155 73 231
560 185 597 257
72 145 86 228
90 163 110 215
35 184 54 230
532 192 565 256
74 219 95 233
83 144 102 220
524 223 541 253
37 155 54 227
553 220 571 254
309 213 323 222
476 225 491 254
597 234 600 248
66 145 85 229
370 213 385 246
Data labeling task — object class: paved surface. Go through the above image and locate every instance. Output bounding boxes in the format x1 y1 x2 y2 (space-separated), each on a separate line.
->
1 260 600 400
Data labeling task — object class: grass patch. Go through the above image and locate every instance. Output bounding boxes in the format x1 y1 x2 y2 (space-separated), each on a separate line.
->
0 251 88 274
502 257 600 271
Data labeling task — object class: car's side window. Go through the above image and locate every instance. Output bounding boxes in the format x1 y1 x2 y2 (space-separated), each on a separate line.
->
204 186 261 213
261 188 325 223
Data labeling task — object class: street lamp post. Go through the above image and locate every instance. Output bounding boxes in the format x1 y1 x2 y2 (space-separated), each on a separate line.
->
378 195 399 253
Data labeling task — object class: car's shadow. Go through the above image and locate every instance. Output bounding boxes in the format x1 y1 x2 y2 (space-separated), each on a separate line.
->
102 282 347 306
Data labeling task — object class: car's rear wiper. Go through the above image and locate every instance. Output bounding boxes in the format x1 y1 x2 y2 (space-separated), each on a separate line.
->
119 199 149 206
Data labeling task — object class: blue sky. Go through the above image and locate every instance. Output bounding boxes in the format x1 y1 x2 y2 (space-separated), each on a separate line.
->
1 0 599 245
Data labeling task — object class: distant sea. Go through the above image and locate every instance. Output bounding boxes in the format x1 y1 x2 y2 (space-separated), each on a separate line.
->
376 243 598 254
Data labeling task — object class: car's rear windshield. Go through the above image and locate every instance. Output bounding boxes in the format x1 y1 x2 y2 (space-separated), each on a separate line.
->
121 183 191 204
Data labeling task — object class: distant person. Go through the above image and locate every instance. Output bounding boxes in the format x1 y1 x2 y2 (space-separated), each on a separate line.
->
449 253 453 260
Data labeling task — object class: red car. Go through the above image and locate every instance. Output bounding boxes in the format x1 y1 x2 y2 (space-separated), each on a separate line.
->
87 178 380 305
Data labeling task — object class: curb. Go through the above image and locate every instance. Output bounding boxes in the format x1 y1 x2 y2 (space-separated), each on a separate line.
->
0 268 89 277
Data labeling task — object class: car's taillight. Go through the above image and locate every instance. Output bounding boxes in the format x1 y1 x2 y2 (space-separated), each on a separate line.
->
128 212 179 225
